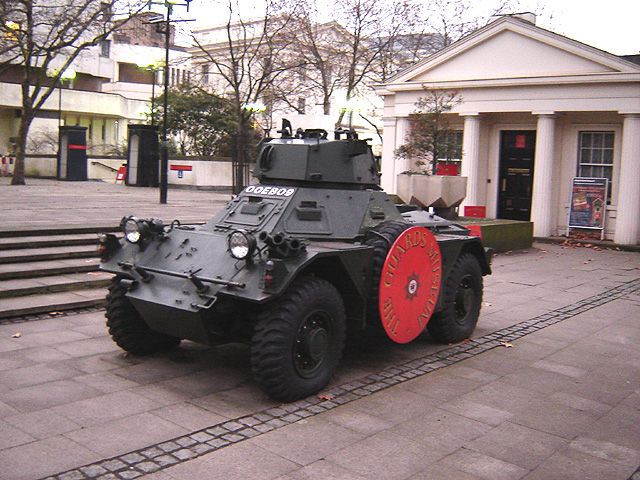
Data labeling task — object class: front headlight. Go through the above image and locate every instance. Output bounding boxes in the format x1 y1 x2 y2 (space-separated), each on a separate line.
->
228 230 256 259
120 216 150 244
123 218 142 243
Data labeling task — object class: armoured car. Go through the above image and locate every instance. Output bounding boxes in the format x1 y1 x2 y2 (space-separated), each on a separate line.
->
98 125 491 401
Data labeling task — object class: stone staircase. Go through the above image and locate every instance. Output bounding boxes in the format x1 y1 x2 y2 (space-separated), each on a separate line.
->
0 227 118 319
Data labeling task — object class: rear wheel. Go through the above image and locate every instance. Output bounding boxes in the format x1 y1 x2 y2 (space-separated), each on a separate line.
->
251 277 346 402
106 278 180 355
427 253 483 343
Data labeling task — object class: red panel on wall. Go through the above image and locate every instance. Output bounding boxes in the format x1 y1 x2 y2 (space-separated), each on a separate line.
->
436 163 459 176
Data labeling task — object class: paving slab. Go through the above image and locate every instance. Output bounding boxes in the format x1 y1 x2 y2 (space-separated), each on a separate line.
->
466 422 568 471
0 179 638 480
0 178 228 231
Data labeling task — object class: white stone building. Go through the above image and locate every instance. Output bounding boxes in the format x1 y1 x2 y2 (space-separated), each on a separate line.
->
0 13 190 157
377 15 640 245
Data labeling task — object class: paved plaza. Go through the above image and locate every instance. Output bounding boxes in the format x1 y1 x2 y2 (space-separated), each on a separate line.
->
0 178 639 480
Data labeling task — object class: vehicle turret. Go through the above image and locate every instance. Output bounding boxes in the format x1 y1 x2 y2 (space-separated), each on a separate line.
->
253 128 380 189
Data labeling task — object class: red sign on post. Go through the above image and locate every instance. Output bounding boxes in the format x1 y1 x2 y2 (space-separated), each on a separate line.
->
170 165 193 171
115 165 126 184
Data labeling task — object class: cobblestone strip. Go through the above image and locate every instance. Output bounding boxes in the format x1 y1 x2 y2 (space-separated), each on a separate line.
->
43 278 640 480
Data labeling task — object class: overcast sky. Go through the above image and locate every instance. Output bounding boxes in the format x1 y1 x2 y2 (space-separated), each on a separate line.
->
182 0 639 56
520 0 639 55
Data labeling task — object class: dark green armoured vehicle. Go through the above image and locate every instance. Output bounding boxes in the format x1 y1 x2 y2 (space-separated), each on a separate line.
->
99 127 492 402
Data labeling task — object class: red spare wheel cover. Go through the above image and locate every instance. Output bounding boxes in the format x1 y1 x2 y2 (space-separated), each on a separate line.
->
378 226 442 344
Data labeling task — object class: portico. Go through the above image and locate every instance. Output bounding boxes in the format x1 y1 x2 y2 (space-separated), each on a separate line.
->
377 15 640 245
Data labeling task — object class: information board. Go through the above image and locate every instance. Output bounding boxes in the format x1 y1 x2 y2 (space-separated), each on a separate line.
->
568 177 608 230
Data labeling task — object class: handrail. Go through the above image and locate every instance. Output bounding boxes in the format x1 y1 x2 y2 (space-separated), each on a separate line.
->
91 161 119 173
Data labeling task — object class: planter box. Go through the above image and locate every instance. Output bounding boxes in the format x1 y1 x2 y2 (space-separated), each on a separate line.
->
397 173 468 208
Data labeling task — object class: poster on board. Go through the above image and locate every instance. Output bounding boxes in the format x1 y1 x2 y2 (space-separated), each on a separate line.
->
568 177 608 230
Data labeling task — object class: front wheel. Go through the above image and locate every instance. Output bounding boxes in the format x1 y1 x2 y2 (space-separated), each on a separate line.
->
106 278 180 355
251 277 346 402
427 253 483 344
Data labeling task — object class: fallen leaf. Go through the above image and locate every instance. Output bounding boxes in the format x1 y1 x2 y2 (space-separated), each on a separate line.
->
318 393 335 401
11 332 21 338
500 342 513 348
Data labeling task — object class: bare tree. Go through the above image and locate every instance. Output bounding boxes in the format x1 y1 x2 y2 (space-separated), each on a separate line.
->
0 0 146 186
424 0 522 47
395 89 462 175
280 3 348 116
191 0 304 191
274 0 423 127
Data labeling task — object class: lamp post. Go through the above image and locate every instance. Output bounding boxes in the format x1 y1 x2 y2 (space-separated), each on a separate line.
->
136 61 161 125
147 0 192 205
50 68 77 127
233 101 266 194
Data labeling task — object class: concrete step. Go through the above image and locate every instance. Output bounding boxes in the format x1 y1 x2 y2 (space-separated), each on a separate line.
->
0 233 101 250
0 271 112 298
0 257 100 280
0 245 98 264
0 287 107 319
0 225 118 238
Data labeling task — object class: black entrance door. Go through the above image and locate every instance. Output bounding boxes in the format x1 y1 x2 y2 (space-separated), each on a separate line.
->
498 131 536 221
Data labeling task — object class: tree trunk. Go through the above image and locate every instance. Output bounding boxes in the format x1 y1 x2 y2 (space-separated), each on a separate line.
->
323 95 330 115
334 109 345 130
10 110 33 186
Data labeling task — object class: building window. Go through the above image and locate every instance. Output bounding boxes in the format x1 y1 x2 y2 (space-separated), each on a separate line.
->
100 40 110 58
578 131 614 199
201 64 209 84
436 131 463 175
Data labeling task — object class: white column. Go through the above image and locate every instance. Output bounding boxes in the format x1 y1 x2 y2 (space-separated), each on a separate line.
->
460 114 481 207
531 114 556 237
380 118 398 193
395 117 411 172
614 114 640 245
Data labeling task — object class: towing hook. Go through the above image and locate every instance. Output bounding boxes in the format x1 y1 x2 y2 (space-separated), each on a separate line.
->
188 273 210 294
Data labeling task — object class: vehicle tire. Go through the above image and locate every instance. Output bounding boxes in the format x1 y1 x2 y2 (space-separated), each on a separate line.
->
427 253 483 344
364 220 410 331
251 277 346 402
106 278 180 355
